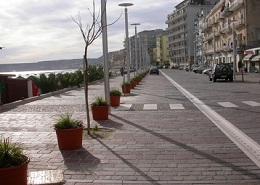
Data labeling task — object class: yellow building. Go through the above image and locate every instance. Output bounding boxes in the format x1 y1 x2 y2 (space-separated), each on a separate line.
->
203 0 260 72
156 32 169 66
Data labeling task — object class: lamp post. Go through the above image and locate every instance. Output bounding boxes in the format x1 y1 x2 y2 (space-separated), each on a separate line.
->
101 0 110 110
0 45 4 104
232 22 237 80
139 36 143 72
213 29 216 67
118 3 133 82
130 23 140 75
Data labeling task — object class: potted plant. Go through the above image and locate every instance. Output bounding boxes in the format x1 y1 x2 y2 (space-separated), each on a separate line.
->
53 113 84 150
91 96 109 120
0 136 29 185
110 88 122 106
121 81 131 94
130 78 137 89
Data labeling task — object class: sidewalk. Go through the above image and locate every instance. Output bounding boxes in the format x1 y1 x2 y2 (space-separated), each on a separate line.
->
0 72 260 185
234 72 260 83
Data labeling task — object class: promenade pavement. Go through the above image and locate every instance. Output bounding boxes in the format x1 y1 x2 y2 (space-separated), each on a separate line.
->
0 71 260 185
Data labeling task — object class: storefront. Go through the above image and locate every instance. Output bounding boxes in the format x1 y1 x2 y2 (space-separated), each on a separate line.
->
242 47 260 73
250 55 260 73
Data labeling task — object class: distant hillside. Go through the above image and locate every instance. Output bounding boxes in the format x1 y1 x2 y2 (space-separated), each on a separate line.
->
0 58 103 72
0 48 127 72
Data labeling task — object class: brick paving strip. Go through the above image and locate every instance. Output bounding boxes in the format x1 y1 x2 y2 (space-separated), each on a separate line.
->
0 74 260 184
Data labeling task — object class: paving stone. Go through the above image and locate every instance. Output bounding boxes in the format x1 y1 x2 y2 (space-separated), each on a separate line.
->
0 73 260 184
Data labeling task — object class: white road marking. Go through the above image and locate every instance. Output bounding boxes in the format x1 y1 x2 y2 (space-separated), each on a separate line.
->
169 104 185 109
143 104 157 110
116 104 132 111
161 71 260 168
218 102 238 107
242 101 260 107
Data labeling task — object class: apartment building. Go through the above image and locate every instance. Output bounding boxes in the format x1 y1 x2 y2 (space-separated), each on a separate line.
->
166 0 217 67
194 9 206 66
156 31 170 66
130 29 163 69
202 0 260 71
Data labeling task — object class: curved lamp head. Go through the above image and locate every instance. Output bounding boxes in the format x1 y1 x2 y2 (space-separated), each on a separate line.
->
130 23 140 26
118 3 133 7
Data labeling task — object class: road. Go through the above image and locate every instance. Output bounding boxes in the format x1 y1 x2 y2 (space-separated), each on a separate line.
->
122 69 260 145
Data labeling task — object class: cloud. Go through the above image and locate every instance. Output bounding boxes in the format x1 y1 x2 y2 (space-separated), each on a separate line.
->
0 0 180 64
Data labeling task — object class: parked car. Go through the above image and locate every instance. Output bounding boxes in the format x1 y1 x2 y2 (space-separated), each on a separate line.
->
202 68 212 75
193 66 205 73
184 65 190 71
209 63 233 82
150 66 159 75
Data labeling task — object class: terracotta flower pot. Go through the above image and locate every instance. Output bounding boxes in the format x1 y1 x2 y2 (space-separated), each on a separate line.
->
110 95 120 106
0 157 29 185
91 105 109 120
55 127 83 150
122 85 131 94
131 82 136 89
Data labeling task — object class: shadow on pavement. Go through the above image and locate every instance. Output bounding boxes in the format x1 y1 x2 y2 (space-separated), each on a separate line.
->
95 137 160 185
110 114 260 179
61 148 100 170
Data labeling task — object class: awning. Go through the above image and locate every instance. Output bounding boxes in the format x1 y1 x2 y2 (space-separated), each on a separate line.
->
243 54 254 61
251 55 260 62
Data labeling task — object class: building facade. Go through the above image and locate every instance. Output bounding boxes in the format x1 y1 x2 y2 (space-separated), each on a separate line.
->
194 9 207 66
166 0 217 67
130 29 163 70
156 31 170 66
202 0 260 72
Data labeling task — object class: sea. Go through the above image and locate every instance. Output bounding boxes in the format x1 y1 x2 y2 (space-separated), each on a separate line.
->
0 69 79 79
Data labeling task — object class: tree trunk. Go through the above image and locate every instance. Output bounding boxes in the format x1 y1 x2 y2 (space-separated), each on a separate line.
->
83 47 91 135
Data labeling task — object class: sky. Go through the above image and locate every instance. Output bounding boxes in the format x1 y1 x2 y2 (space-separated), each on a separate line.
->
0 0 181 64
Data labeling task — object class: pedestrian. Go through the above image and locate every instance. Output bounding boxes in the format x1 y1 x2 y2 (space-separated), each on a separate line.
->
120 67 124 76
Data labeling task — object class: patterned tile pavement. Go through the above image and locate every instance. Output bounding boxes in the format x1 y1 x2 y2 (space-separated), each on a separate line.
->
0 72 260 184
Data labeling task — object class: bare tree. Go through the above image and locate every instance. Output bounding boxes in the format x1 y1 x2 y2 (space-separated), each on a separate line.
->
72 1 103 134
72 0 121 134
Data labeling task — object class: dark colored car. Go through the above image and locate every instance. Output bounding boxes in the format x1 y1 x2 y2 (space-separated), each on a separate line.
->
209 63 233 82
150 66 159 75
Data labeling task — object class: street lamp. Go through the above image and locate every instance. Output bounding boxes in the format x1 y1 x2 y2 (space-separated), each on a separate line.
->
130 23 140 75
118 3 133 82
101 0 110 110
231 22 237 80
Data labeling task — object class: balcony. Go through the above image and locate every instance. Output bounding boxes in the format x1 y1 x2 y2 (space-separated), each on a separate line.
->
212 18 219 26
234 19 245 29
229 0 244 11
205 47 214 54
172 29 185 36
221 6 233 17
202 23 212 33
171 45 186 51
205 33 214 41
167 20 185 30
215 31 221 37
221 24 229 34
168 37 186 45
166 11 187 24
218 15 225 21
